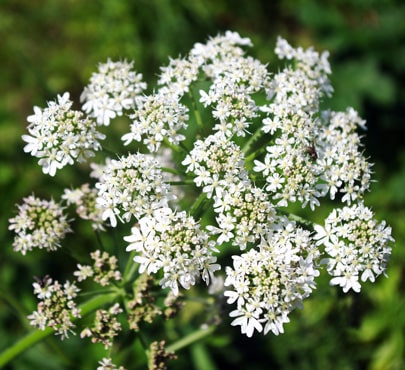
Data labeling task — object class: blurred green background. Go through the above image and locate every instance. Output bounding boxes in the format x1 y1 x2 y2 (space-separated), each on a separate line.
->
1 0 404 369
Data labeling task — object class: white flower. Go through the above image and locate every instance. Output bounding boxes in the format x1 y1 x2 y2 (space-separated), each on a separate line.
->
229 303 263 337
122 92 188 152
94 153 173 227
81 59 146 126
97 357 126 370
124 208 220 295
330 272 361 293
23 92 105 176
316 202 394 293
224 222 320 336
9 195 72 255
73 264 94 282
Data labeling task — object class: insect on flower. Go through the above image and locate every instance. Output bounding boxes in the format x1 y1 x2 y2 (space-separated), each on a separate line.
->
305 141 318 161
33 275 51 287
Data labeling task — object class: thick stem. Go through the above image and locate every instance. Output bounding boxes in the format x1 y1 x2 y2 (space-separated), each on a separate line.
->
0 292 118 367
166 325 216 353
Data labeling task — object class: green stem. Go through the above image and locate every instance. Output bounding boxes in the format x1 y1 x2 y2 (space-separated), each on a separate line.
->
168 180 194 186
0 291 31 331
0 293 118 367
94 229 105 250
188 89 204 130
122 251 139 284
244 145 267 164
189 192 207 219
163 137 183 154
278 209 315 231
242 124 266 156
161 167 183 176
166 325 216 353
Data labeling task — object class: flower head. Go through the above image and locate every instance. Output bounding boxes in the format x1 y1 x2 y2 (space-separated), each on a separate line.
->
23 92 105 176
81 303 123 349
9 195 72 255
122 91 188 152
63 183 105 230
27 277 81 339
224 220 320 336
97 358 126 370
315 202 393 292
93 153 173 227
81 59 146 126
124 207 220 295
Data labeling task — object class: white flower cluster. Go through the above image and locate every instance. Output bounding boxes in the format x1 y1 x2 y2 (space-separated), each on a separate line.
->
208 185 276 250
159 30 254 96
315 203 393 293
9 195 72 255
254 37 372 209
197 53 269 137
81 59 146 126
183 132 248 198
23 92 105 176
16 31 394 343
27 277 81 339
316 108 372 203
124 207 220 296
97 357 126 370
253 37 332 209
224 220 320 337
184 132 276 250
62 183 105 230
92 153 172 227
192 32 270 137
122 91 189 152
73 250 122 286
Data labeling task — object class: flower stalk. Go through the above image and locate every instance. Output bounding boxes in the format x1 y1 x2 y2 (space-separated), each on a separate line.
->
0 293 118 367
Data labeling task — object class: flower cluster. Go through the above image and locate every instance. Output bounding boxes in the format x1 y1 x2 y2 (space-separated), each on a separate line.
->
148 341 176 370
208 184 275 250
125 274 183 331
81 59 147 126
183 132 276 250
93 153 173 227
73 250 122 286
9 195 72 255
63 183 105 230
196 53 270 137
122 91 189 152
124 207 220 295
27 277 81 339
23 92 105 176
126 274 163 331
253 37 332 209
316 108 372 203
97 358 126 370
224 220 320 337
80 303 123 349
9 31 394 369
183 132 248 198
315 203 393 293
